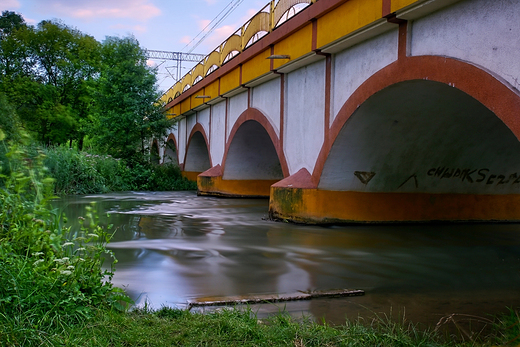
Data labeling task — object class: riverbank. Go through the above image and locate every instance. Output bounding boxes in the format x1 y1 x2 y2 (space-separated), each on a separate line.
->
2 306 517 346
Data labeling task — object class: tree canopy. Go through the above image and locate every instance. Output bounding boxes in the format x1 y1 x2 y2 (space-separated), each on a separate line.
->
92 36 170 162
0 10 171 162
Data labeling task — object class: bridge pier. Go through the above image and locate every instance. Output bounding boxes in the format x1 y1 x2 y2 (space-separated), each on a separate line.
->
270 187 520 224
197 165 277 198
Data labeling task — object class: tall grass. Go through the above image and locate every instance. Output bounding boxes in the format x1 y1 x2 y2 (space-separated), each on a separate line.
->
0 135 131 346
49 306 517 347
43 146 196 194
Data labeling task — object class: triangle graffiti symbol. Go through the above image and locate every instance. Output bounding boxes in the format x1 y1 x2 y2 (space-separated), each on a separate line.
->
354 171 376 185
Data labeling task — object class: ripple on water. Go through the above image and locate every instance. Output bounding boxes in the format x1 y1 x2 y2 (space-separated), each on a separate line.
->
55 191 520 326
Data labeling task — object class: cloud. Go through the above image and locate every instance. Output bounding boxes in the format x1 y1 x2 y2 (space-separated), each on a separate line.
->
110 23 147 34
204 0 218 4
0 0 20 10
206 25 235 47
41 0 161 22
197 19 211 31
23 16 37 25
197 5 265 50
180 36 191 44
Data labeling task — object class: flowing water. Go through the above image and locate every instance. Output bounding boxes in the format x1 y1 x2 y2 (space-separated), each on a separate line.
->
56 191 520 327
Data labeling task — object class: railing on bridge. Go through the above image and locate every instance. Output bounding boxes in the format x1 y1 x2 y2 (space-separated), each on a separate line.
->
161 0 316 105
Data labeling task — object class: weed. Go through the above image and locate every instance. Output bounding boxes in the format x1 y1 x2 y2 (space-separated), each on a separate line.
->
0 135 131 346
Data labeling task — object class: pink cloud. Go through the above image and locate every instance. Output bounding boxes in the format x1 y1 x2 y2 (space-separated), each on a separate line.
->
197 19 211 31
110 23 147 33
0 0 20 10
47 0 161 22
180 36 192 44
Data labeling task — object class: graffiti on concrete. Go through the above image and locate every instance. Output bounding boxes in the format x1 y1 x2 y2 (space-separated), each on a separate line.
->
354 171 376 184
398 174 419 189
427 167 520 185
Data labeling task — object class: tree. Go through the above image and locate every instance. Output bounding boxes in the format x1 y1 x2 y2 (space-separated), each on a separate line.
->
0 93 21 142
0 15 101 146
24 20 100 146
91 36 171 163
0 11 31 78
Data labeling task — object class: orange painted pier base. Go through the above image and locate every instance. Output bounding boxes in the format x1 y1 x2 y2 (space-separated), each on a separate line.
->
182 171 201 182
269 187 520 224
197 165 277 198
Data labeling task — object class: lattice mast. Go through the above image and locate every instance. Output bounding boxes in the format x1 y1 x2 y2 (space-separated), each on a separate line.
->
145 50 206 82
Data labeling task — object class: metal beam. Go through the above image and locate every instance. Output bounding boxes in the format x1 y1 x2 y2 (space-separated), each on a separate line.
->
145 50 206 63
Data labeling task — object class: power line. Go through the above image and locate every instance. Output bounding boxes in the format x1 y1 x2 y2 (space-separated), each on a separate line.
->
180 0 237 52
181 0 244 54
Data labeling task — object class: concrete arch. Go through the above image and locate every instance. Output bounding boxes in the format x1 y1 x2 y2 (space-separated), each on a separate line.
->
270 56 520 223
223 108 289 179
163 133 179 166
319 79 520 195
184 124 212 173
314 55 520 185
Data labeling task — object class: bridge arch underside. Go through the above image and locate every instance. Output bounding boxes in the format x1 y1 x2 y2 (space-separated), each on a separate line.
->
163 139 179 166
184 131 211 181
272 79 520 223
198 120 284 197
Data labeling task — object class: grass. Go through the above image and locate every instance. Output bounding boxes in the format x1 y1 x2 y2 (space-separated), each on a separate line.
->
2 305 518 347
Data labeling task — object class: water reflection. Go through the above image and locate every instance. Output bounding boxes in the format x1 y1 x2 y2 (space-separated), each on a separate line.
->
55 191 520 325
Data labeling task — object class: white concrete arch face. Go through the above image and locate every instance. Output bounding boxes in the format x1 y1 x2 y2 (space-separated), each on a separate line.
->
223 120 283 180
184 131 211 172
319 80 520 194
163 138 179 166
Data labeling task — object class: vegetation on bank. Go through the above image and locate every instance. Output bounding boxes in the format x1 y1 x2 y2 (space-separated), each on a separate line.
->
0 133 131 345
43 146 196 194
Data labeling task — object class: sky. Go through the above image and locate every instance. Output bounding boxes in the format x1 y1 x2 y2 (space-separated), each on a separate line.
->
1 0 267 91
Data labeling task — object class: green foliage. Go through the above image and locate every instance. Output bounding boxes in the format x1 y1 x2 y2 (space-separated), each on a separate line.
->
43 147 131 194
496 309 520 345
43 146 196 194
91 35 171 162
0 11 31 80
0 93 21 142
0 13 101 147
0 138 131 345
0 11 171 159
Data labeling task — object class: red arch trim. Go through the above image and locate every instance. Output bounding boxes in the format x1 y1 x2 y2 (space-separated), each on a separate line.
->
312 55 520 184
184 123 213 168
223 107 289 177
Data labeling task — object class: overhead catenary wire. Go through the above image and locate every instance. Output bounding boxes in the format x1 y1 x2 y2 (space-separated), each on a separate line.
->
180 0 236 52
182 0 244 54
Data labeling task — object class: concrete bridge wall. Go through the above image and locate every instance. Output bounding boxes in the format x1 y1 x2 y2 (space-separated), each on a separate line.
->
158 0 520 223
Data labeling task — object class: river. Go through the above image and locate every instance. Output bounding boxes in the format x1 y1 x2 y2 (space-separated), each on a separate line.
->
56 191 520 329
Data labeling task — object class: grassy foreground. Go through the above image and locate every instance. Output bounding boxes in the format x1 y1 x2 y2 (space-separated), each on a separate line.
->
2 305 519 347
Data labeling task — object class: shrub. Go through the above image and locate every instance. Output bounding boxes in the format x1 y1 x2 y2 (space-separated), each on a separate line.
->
43 147 196 194
0 133 130 344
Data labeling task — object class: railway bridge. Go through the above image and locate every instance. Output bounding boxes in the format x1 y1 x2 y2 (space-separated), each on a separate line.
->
156 0 520 223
